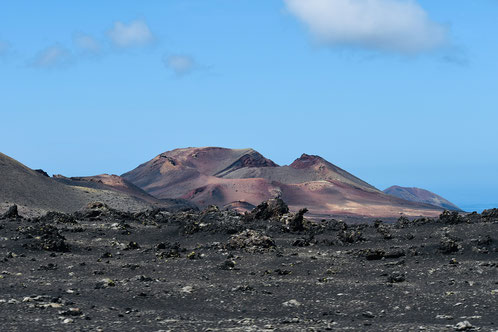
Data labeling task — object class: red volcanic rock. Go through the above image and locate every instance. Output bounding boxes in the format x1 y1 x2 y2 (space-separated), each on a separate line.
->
289 153 324 169
223 201 256 213
66 174 156 203
122 147 445 218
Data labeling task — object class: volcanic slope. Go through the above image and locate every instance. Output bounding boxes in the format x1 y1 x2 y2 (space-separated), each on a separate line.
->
0 153 163 216
122 147 444 218
384 186 462 212
54 174 195 211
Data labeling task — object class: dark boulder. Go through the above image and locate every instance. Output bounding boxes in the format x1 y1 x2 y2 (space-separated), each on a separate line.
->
34 169 49 177
246 198 289 221
288 208 308 232
20 224 70 252
2 205 19 219
481 208 498 222
227 229 276 252
439 210 464 224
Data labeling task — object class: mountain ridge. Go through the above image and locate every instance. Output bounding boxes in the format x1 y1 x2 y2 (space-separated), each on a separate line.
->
122 147 444 218
0 152 194 217
384 185 462 212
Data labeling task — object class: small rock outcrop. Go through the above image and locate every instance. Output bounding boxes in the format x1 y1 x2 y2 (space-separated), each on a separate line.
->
227 229 275 252
34 169 50 177
1 205 19 219
246 198 289 221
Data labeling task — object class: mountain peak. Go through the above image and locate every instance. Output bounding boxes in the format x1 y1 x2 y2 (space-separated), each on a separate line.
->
290 153 325 169
122 147 445 217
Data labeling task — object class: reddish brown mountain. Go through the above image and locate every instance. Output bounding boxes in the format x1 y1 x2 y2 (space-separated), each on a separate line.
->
54 174 159 204
122 147 444 218
384 186 462 212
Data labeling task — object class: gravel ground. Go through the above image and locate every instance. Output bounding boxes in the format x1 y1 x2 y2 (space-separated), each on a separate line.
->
0 202 497 331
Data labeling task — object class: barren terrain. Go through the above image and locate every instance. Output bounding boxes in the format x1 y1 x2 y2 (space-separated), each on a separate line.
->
0 201 496 331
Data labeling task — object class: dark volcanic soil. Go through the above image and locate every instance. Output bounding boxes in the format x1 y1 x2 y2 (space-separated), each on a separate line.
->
0 202 497 331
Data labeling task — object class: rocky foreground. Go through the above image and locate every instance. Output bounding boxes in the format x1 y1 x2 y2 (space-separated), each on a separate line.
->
0 200 497 331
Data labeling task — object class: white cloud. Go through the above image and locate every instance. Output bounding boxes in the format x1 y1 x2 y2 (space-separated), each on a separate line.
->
74 33 101 54
284 0 447 54
108 19 154 48
32 44 71 68
163 55 196 75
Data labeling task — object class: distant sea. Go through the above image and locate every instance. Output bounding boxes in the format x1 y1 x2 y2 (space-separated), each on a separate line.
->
458 204 498 213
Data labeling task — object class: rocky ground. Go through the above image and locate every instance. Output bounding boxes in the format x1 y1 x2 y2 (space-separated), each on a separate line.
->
0 200 497 331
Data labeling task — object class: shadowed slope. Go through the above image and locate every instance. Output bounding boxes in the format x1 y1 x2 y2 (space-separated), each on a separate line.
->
55 174 162 204
222 154 378 191
0 152 154 216
54 174 199 211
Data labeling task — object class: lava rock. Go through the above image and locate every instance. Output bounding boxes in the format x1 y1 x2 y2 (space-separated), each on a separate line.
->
286 208 308 232
2 205 19 219
246 198 289 221
439 210 464 224
95 278 116 289
338 229 365 244
227 229 275 252
439 236 461 254
20 224 70 252
282 299 301 308
34 169 49 177
388 272 406 283
454 320 473 330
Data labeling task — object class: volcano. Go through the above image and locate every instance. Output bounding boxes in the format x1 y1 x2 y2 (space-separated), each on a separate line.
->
122 147 444 218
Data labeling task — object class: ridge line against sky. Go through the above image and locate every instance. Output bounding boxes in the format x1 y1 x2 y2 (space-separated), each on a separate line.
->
1 0 497 210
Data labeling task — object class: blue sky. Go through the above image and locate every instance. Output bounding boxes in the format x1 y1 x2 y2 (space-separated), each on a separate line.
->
1 0 497 211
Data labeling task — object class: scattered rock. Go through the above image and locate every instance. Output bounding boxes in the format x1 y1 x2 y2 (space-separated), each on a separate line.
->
282 299 301 308
454 320 473 330
34 169 50 177
362 311 375 318
338 229 364 244
388 272 406 283
285 208 308 232
134 275 153 282
2 205 19 219
20 224 70 252
439 211 464 224
227 229 275 252
59 308 83 317
219 259 237 270
246 198 289 221
180 286 193 294
440 236 461 254
95 278 116 289
125 241 140 250
37 211 76 224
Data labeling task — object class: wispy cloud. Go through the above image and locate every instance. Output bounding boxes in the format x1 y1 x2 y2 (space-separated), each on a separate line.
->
441 46 469 67
107 19 154 48
73 33 101 54
0 40 10 56
163 55 197 76
31 44 71 68
284 0 448 54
